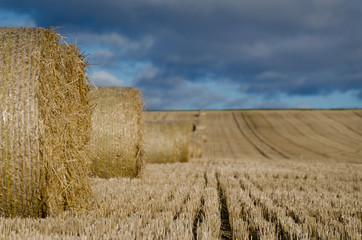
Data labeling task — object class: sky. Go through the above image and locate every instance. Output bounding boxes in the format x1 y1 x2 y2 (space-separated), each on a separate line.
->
1 0 362 110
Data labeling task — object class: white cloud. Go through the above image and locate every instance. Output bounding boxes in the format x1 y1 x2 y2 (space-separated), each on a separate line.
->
91 70 124 86
93 49 115 60
0 10 36 27
135 65 160 81
90 49 118 67
78 32 155 52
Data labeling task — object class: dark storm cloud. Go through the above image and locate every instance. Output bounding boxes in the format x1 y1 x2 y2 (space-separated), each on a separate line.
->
2 0 362 108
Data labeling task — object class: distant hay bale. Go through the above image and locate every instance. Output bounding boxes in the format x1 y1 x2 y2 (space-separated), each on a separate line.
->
90 86 145 178
188 130 208 158
145 120 192 163
193 117 207 131
189 111 207 158
195 125 207 131
199 111 207 117
196 131 207 143
194 110 207 117
0 27 92 218
189 138 203 158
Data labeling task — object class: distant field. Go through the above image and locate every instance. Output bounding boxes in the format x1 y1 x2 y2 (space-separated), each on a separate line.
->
1 110 361 239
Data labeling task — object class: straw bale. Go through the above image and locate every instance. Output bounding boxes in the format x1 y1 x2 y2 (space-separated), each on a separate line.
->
188 131 207 158
189 138 203 158
0 27 92 218
192 130 207 143
194 110 207 118
145 120 192 163
193 117 207 131
90 86 145 178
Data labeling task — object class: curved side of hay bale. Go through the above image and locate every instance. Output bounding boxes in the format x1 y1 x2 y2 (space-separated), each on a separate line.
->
145 120 192 163
90 87 145 178
0 27 92 218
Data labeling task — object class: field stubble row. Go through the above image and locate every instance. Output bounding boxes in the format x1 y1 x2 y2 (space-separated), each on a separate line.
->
0 110 361 239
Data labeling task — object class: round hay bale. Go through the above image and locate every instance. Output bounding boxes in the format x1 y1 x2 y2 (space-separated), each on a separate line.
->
0 27 92 218
90 86 145 178
188 131 207 158
145 120 192 163
199 110 207 117
193 117 207 131
194 110 207 117
196 125 207 131
189 138 203 158
196 132 208 143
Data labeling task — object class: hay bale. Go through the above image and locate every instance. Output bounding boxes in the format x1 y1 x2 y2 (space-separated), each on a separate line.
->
195 124 207 131
188 131 207 158
189 111 207 158
145 120 192 163
193 117 207 131
0 27 92 218
189 138 203 158
194 110 207 118
90 86 145 178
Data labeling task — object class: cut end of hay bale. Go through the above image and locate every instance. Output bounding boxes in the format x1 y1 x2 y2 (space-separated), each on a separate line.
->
189 139 203 158
0 27 92 218
90 86 145 179
145 120 192 164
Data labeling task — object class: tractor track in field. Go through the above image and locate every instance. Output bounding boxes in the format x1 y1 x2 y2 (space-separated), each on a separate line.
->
288 113 358 156
240 177 305 240
232 112 271 159
266 112 331 160
173 193 191 221
240 113 290 159
318 112 362 145
192 170 207 240
192 196 205 240
193 171 234 240
279 112 350 160
215 172 233 240
354 111 362 118
326 112 362 137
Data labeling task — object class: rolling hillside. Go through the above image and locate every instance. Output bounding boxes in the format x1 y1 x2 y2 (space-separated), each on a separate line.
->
147 109 362 162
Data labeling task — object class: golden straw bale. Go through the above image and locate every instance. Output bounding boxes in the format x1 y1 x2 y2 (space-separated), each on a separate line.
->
194 110 207 118
189 131 207 158
193 117 207 131
145 120 192 163
192 130 207 143
90 86 145 178
189 138 203 158
195 125 207 131
0 27 92 218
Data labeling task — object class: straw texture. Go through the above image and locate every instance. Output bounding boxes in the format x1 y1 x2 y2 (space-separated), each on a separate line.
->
90 86 145 178
145 120 192 163
0 27 92 218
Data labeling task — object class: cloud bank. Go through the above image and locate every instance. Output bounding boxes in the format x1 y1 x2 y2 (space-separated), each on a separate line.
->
1 0 362 109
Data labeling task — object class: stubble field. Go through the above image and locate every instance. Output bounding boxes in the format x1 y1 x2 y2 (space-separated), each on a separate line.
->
1 109 361 239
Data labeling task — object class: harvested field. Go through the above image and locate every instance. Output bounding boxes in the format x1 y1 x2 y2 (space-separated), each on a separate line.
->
0 27 92 218
90 86 145 178
0 109 361 239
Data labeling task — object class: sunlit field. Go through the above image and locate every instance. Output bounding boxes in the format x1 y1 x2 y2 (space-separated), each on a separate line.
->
1 109 361 239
